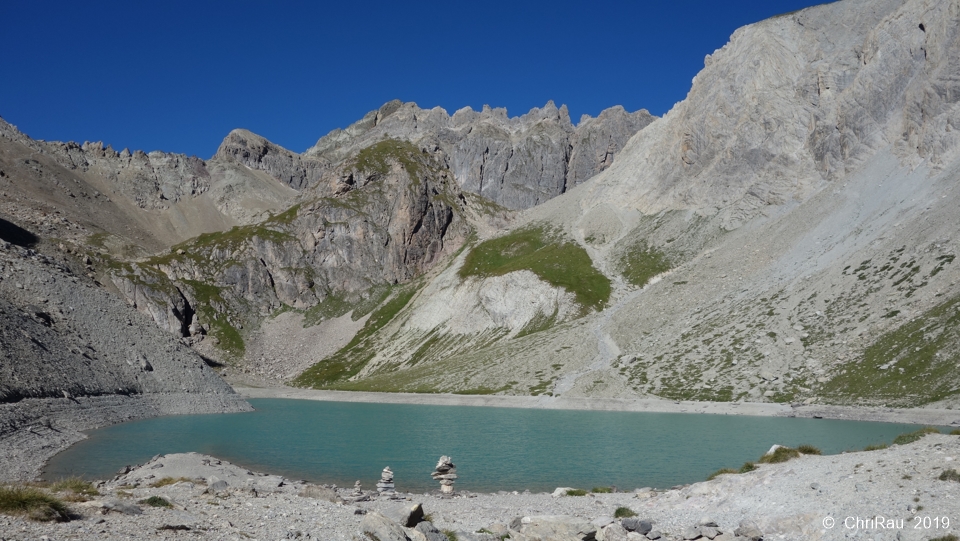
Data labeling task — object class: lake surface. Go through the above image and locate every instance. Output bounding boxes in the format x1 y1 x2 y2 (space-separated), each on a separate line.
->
44 398 931 492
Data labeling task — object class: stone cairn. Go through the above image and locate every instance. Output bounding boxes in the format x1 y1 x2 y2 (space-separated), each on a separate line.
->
351 480 363 498
431 456 457 494
376 467 395 495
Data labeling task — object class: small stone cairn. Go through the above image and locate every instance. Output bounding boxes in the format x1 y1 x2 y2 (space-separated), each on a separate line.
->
431 455 457 494
351 480 363 497
376 467 395 494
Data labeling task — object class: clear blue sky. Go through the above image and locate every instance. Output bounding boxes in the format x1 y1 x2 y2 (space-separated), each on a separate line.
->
1 0 826 158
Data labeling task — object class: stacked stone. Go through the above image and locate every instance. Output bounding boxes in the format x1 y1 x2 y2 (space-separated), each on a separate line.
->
376 467 395 494
352 480 363 497
431 456 457 494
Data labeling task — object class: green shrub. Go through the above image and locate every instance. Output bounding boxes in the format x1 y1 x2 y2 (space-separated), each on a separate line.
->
938 469 960 482
0 485 70 521
951 429 960 436
139 496 172 508
590 486 612 493
739 462 757 473
707 468 738 480
797 444 821 455
893 427 940 445
614 506 637 518
758 446 801 464
443 530 459 541
929 535 958 541
565 489 587 496
863 443 888 451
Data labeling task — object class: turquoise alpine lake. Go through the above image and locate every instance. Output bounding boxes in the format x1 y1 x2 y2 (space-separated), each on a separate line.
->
44 398 935 492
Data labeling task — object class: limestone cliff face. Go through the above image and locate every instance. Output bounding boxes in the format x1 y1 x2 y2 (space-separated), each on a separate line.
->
110 140 469 356
306 100 655 209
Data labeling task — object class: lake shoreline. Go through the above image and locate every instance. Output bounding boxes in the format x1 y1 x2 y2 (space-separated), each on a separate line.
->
234 385 960 427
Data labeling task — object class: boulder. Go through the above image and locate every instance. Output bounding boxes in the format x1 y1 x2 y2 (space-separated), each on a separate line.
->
620 518 652 535
384 502 425 527
515 515 597 541
414 521 450 541
101 499 142 515
361 512 411 541
597 522 629 541
733 520 763 541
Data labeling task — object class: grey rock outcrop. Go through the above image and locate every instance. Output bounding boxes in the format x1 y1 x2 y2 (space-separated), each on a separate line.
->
306 99 654 209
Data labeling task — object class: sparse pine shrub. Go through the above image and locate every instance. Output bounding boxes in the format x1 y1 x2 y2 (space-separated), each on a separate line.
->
591 486 612 493
797 444 821 455
565 489 587 496
893 427 940 445
938 469 960 482
0 485 70 522
758 447 801 464
614 506 637 518
863 443 888 451
707 468 738 480
739 462 757 473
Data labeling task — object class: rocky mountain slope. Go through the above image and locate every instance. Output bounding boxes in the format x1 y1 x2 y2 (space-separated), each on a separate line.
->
0 226 250 481
287 0 960 408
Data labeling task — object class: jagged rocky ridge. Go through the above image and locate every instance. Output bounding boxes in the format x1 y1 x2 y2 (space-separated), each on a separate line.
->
305 100 655 210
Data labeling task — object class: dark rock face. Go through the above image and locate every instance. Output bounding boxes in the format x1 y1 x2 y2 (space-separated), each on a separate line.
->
306 100 655 209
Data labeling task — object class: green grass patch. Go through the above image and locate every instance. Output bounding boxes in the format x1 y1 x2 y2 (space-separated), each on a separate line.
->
590 486 612 493
739 462 757 473
459 225 610 313
893 427 940 445
707 468 738 480
0 485 70 521
564 489 587 496
863 443 888 451
758 446 801 464
149 477 194 488
614 506 637 518
294 285 419 387
303 285 391 327
930 535 959 541
939 469 960 482
819 293 960 406
139 496 172 508
354 139 426 182
182 280 244 357
797 444 821 455
51 478 98 501
615 240 671 288
443 530 459 541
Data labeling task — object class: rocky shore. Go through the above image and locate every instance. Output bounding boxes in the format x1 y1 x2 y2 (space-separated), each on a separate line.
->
3 433 960 541
236 386 960 427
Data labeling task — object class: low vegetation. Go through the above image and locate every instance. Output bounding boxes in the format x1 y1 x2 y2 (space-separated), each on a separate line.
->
294 284 420 387
139 496 173 508
938 469 960 482
0 485 70 522
50 477 98 502
707 468 739 480
564 489 588 496
590 486 612 493
615 240 671 288
757 446 801 464
614 506 637 518
459 224 611 313
892 427 940 445
149 477 194 488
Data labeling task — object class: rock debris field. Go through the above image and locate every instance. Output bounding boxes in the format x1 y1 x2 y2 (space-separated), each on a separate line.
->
3 433 960 541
